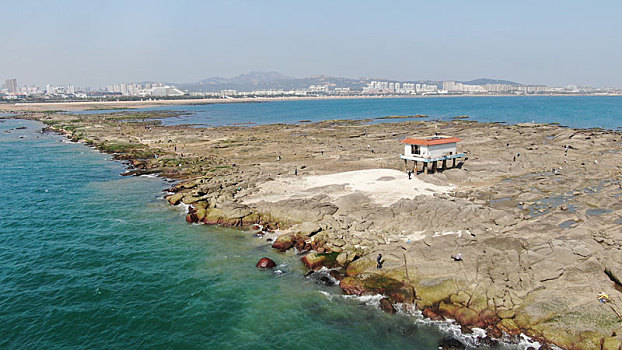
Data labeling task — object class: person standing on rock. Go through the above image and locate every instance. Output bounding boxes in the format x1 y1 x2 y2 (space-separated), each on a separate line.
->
294 167 298 176
376 254 383 269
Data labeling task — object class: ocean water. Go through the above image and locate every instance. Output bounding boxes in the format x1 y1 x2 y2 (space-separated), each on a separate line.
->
1 119 510 349
72 96 622 129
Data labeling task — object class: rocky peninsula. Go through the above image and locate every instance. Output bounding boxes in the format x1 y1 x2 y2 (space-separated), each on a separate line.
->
4 106 622 349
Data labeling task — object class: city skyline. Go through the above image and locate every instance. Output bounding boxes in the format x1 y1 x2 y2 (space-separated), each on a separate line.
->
2 1 622 88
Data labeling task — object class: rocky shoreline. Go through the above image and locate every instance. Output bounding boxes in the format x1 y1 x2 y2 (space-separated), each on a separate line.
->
4 108 622 349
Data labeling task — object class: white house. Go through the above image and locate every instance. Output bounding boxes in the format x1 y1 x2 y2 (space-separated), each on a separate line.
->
400 136 465 174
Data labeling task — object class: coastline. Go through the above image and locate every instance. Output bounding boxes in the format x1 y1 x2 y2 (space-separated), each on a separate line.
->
4 107 622 349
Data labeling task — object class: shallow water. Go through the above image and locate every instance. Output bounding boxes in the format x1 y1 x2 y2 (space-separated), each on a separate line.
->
1 119 523 349
67 95 622 129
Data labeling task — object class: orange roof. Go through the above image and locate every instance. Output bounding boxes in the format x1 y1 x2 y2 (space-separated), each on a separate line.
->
401 136 462 146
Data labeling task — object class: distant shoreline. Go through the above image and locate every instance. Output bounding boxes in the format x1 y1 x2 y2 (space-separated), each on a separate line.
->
3 93 622 112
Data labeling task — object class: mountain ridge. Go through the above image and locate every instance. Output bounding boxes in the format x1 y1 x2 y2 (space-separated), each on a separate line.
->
173 71 523 92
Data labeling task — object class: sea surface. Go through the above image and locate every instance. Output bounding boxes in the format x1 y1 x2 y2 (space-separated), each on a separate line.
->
1 119 527 349
72 95 622 129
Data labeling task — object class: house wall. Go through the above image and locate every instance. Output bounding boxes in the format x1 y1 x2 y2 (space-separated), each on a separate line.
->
428 143 457 158
404 142 458 158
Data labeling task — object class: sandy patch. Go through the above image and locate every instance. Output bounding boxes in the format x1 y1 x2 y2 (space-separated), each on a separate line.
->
243 169 453 207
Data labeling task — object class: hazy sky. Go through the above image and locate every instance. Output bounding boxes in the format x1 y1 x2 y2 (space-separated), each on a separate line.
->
2 0 621 88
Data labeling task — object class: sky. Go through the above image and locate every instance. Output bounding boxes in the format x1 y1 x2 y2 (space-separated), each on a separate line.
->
2 0 621 88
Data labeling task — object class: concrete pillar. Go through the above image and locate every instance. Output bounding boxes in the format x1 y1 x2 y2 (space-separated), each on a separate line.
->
442 159 447 170
414 161 418 173
452 158 456 168
423 162 428 174
431 161 437 172
403 159 407 171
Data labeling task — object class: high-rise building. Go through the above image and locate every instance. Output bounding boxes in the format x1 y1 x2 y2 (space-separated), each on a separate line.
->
5 79 18 93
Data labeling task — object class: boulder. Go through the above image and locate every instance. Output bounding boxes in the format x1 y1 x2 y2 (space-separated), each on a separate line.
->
297 222 322 236
422 307 444 321
340 277 368 296
478 309 500 326
379 298 396 314
256 257 277 269
167 192 184 205
272 234 297 252
454 307 483 328
345 255 376 277
301 252 340 270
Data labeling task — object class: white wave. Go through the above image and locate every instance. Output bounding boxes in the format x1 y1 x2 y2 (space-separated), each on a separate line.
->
319 288 545 349
306 266 340 286
176 202 190 215
140 174 159 178
317 290 385 308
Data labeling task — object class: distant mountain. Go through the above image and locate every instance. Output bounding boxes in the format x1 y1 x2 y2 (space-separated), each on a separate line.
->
176 72 372 92
173 72 521 92
461 78 522 86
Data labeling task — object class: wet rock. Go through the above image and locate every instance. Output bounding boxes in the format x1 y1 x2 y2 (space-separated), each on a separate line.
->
328 270 344 281
422 307 444 321
339 274 415 304
339 276 368 296
307 271 335 286
379 298 396 314
477 336 499 347
256 257 277 269
271 234 297 252
438 336 466 350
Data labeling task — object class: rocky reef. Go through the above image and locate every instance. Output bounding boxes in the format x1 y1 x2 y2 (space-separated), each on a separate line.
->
8 107 622 349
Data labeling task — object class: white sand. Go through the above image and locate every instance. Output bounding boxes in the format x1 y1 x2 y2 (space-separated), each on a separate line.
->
243 169 453 207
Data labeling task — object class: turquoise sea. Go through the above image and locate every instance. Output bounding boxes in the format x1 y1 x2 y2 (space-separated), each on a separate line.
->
5 95 617 349
73 95 622 129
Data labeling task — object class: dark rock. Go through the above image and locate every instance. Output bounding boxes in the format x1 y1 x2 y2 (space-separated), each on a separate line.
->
186 213 198 223
307 271 335 286
329 270 344 281
477 336 499 347
438 336 466 350
256 257 277 269
379 298 396 314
